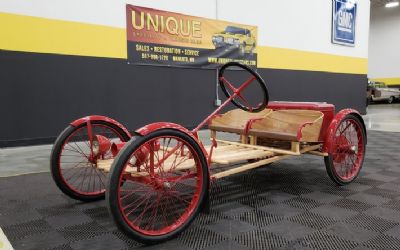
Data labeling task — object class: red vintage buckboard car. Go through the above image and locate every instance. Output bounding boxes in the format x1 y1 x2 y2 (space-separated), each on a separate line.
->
50 62 367 244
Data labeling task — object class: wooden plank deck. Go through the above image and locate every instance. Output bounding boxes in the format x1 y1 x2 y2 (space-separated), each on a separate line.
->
95 141 322 178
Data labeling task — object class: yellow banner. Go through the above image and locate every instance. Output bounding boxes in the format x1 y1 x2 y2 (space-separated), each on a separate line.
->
126 5 258 68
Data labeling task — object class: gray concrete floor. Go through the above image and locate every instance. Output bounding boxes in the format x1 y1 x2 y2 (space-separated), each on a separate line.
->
0 103 399 177
365 103 400 132
0 130 235 177
0 144 51 177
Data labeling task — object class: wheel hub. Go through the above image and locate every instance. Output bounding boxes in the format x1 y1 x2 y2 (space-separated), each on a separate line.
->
163 182 172 189
152 178 173 190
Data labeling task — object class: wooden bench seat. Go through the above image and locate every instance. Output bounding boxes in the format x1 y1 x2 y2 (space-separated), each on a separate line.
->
248 129 297 141
208 109 272 134
209 108 323 143
248 109 324 142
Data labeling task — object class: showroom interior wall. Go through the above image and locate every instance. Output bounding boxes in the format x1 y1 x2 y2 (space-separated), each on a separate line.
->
0 0 370 146
368 5 400 87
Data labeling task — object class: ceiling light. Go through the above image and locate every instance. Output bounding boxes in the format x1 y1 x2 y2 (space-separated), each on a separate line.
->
385 1 399 8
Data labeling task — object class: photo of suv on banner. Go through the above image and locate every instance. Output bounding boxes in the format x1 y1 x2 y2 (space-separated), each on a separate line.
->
212 26 257 55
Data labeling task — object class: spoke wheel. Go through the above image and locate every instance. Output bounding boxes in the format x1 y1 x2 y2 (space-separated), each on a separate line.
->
218 62 269 112
107 129 208 244
325 114 366 185
50 121 130 201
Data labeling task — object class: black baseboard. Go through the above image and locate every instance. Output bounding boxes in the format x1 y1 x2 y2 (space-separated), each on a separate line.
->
0 50 367 147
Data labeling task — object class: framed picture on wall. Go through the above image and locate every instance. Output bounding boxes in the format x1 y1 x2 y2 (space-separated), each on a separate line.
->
332 0 357 46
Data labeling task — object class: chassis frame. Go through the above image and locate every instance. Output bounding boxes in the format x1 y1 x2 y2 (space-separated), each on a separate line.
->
50 62 367 244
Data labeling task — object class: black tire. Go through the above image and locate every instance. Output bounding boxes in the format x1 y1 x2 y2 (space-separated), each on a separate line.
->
324 114 366 185
218 62 269 112
50 120 130 202
107 129 209 244
388 96 394 104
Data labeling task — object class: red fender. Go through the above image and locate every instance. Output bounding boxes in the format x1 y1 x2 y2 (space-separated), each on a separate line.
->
136 122 209 162
322 109 367 153
70 115 132 138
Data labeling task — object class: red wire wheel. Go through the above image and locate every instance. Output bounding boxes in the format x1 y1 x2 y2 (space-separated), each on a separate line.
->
324 114 366 185
107 129 209 244
50 121 130 201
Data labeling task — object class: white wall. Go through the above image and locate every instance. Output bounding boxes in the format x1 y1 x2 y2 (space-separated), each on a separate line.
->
217 0 370 58
0 0 217 27
368 6 400 78
0 0 369 58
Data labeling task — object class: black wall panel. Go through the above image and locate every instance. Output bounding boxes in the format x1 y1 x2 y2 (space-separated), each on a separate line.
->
0 50 367 147
259 68 367 113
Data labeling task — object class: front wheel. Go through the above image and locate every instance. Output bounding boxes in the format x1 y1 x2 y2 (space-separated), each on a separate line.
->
388 96 395 104
324 114 366 185
50 120 130 201
107 129 209 244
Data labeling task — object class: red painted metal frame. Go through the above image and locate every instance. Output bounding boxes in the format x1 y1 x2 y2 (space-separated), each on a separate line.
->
71 115 132 162
71 115 132 138
87 120 95 158
244 118 264 135
296 121 315 141
68 79 365 180
135 122 209 165
135 122 208 156
95 135 112 156
135 75 258 166
322 108 366 153
193 75 257 133
207 114 222 126
219 76 259 112
59 65 368 240
133 82 366 169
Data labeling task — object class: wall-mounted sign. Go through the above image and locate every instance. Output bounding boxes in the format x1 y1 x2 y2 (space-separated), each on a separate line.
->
126 5 258 68
332 0 357 46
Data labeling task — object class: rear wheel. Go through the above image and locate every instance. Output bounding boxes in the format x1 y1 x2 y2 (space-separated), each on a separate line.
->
50 120 130 201
107 129 208 244
324 114 366 185
388 96 395 104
